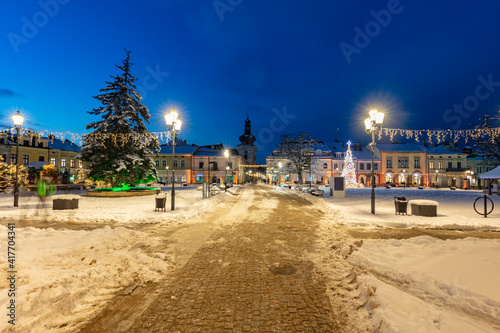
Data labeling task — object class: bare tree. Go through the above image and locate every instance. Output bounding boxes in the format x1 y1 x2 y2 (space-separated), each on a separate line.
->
276 132 321 184
472 111 500 162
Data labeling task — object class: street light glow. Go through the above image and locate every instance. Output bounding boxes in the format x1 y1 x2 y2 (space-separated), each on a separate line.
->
12 110 24 128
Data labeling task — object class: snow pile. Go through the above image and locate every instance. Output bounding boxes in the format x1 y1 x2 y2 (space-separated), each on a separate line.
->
349 236 500 332
0 225 168 332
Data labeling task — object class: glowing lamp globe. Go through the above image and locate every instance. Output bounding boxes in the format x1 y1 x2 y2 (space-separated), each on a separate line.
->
12 110 24 128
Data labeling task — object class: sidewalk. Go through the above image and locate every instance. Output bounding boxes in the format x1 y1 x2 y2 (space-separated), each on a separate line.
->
82 186 341 332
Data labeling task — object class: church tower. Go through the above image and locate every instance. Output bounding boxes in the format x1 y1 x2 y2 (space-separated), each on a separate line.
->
237 114 258 165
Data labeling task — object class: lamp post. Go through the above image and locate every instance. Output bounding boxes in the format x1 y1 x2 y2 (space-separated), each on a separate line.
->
278 162 282 187
364 109 384 214
166 165 169 185
224 149 229 191
435 169 438 188
164 109 182 211
12 111 24 207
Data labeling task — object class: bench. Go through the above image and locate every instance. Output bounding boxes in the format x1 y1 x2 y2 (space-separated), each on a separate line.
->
408 199 438 217
52 194 80 210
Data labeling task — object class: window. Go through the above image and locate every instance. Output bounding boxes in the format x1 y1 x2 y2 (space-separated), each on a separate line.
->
448 162 452 169
438 162 443 169
71 159 75 168
386 159 392 168
61 158 66 167
199 162 204 169
39 156 45 162
334 163 338 170
50 157 56 165
0 138 4 144
38 142 44 148
323 163 328 169
180 159 186 167
398 158 408 168
174 159 178 167
374 163 378 171
367 163 371 170
155 160 160 167
181 176 187 183
79 161 83 168
228 162 233 169
23 140 29 146
11 154 17 164
23 155 29 165
359 163 364 170
162 160 167 167
414 158 420 168
429 161 434 169
212 162 218 170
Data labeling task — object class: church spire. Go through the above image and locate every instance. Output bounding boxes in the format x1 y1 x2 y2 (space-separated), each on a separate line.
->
239 114 256 145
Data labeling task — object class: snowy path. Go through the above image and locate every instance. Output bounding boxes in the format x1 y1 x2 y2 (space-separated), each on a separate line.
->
81 185 346 332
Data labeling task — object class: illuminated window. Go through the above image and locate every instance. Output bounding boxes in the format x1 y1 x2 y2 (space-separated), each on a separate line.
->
51 158 56 165
438 162 443 169
61 158 66 167
70 160 75 168
429 161 434 169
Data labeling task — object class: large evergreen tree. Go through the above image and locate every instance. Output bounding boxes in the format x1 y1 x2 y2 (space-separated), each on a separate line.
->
81 50 160 187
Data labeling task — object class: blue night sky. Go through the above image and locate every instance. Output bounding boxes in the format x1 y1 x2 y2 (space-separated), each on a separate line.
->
1 0 500 163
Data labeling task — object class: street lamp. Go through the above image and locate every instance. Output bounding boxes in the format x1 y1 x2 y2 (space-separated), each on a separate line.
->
164 108 182 211
364 109 384 214
12 111 24 207
278 162 282 187
435 169 438 187
224 149 229 191
166 165 169 184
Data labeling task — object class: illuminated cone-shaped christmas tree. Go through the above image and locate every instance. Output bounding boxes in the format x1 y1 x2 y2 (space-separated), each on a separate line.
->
341 141 359 188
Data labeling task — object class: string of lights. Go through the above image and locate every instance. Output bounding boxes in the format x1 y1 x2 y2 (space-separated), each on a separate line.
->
1 127 499 146
379 128 500 144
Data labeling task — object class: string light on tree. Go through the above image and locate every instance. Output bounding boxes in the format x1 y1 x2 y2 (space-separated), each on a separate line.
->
341 141 360 188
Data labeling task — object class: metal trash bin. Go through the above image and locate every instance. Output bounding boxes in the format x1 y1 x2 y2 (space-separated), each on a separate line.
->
394 196 407 215
155 192 167 212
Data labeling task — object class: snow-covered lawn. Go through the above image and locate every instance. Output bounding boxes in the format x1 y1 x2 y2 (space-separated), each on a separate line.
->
321 186 500 229
293 186 500 332
0 185 229 224
0 186 233 332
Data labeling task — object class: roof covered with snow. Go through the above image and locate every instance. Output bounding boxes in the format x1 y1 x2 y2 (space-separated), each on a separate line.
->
376 143 426 153
157 145 198 155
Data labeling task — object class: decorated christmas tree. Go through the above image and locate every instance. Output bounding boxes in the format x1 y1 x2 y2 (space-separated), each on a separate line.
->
80 49 160 187
75 167 85 183
6 163 29 188
0 156 9 192
341 141 359 188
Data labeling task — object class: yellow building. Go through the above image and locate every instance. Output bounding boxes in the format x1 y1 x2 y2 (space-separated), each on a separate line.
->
0 134 84 183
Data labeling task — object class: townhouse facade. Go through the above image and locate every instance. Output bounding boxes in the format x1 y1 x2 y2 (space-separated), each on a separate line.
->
0 133 84 183
375 144 428 186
